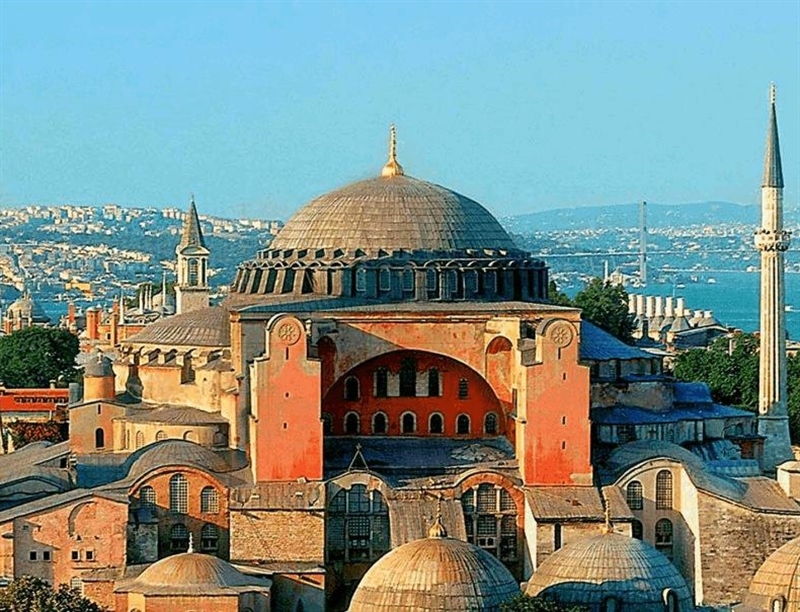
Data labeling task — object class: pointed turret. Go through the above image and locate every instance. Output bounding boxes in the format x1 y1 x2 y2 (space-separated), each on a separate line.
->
175 194 210 315
755 83 793 471
762 83 784 189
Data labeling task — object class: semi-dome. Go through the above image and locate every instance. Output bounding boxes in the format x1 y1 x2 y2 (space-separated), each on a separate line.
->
739 535 800 611
117 550 269 595
271 127 515 253
525 532 693 611
5 292 50 324
349 518 520 611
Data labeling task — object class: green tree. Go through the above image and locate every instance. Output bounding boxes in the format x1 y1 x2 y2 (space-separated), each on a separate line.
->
0 327 79 388
547 280 574 307
501 593 586 612
0 575 106 612
572 278 635 344
673 332 800 442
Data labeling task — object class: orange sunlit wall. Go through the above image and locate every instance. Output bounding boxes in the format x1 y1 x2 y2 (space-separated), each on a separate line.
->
323 350 505 438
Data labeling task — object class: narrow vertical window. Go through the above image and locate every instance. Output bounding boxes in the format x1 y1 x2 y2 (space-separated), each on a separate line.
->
429 413 444 434
169 474 188 514
626 480 643 510
374 368 388 398
372 412 387 434
484 413 498 435
344 412 360 435
427 368 440 397
655 518 674 559
457 414 471 435
656 470 673 509
201 486 219 513
94 428 105 449
399 358 417 397
344 376 360 400
458 378 469 399
401 412 416 434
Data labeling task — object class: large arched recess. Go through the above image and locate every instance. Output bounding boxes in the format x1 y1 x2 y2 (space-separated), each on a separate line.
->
322 350 506 438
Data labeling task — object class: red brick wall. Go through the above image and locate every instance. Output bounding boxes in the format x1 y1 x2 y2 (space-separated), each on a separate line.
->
323 350 505 437
520 319 592 486
130 467 229 560
252 316 323 482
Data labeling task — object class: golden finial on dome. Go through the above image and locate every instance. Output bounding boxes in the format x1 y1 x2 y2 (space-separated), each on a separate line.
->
428 495 448 538
381 124 404 177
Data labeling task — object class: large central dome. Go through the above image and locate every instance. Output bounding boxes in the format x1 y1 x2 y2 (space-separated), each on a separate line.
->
271 127 515 253
272 175 515 252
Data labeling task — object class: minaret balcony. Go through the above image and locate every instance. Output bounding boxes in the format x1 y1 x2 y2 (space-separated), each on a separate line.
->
754 229 792 252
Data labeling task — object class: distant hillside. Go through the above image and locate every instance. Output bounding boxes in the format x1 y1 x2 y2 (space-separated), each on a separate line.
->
501 201 766 232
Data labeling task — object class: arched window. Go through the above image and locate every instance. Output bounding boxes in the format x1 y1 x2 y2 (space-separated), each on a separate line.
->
429 413 444 434
155 430 167 442
372 412 387 435
656 470 673 509
378 267 391 291
139 486 156 510
771 597 787 612
458 378 469 399
602 596 621 612
355 268 366 292
457 414 471 435
631 519 643 540
427 369 440 397
344 412 361 435
188 259 199 286
462 484 518 575
169 474 188 514
374 368 388 398
170 524 189 551
626 480 643 510
399 358 417 397
183 430 197 442
655 518 674 559
664 589 680 612
402 268 414 292
201 487 219 513
484 413 498 435
326 485 390 563
344 376 360 400
401 412 416 434
201 523 219 551
426 269 437 291
322 413 333 435
135 431 144 449
94 428 105 449
212 430 227 447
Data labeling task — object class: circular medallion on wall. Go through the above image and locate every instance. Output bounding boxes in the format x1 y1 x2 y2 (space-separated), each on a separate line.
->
276 321 302 346
549 321 574 348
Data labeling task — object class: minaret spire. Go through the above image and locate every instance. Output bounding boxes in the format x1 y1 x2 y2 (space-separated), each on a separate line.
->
755 83 793 471
763 83 784 189
381 124 404 177
175 194 210 315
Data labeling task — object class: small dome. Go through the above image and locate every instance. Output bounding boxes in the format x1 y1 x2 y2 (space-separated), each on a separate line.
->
120 552 268 596
125 439 236 482
271 174 516 253
83 352 114 377
349 531 519 611
525 532 692 611
6 294 50 323
124 305 229 347
740 535 800 611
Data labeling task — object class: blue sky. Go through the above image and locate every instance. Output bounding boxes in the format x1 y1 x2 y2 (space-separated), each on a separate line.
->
0 1 798 220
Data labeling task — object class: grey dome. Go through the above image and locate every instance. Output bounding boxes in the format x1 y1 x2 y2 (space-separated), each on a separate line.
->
271 174 516 253
525 532 693 611
349 530 520 611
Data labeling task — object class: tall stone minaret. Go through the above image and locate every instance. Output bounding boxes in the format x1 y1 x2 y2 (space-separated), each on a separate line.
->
755 84 793 470
175 195 210 315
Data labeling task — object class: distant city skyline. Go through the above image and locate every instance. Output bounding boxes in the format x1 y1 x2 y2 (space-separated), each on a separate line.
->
0 1 798 220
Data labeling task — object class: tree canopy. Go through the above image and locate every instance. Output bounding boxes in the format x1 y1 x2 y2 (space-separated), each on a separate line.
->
673 332 800 441
501 593 586 612
550 277 635 344
0 576 106 612
0 327 79 388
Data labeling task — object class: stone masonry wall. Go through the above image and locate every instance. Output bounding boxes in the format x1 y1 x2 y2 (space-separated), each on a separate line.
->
697 491 800 605
230 509 324 563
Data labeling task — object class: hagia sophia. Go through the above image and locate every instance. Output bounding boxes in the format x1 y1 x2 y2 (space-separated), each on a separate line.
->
0 90 797 612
